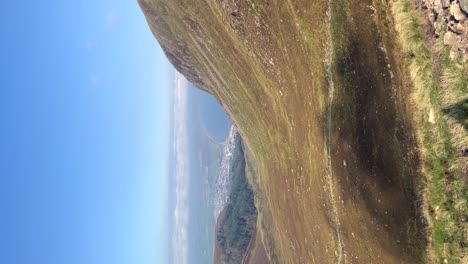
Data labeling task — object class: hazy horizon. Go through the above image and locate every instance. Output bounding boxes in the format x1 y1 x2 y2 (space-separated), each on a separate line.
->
168 72 232 264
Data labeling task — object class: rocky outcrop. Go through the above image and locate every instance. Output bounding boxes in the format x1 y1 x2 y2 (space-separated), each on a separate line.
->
420 0 468 59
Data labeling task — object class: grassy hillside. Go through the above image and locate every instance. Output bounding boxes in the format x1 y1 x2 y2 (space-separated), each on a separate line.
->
214 135 257 263
137 0 452 262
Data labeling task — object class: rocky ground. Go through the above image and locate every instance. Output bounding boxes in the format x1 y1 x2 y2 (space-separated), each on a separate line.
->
418 0 468 60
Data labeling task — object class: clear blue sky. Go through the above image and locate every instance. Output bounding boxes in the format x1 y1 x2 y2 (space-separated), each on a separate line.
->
0 1 171 263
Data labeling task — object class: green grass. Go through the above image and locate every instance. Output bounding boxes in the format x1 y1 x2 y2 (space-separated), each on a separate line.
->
391 0 467 262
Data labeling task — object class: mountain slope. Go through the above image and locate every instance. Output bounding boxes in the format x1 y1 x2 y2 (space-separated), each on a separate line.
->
139 0 428 262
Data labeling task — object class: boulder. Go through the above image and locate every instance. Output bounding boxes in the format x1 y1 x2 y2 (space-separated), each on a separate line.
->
451 2 467 22
444 31 458 46
460 0 468 13
456 21 466 33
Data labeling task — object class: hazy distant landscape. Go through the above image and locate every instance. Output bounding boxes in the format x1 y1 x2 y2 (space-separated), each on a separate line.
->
214 134 257 264
168 72 236 264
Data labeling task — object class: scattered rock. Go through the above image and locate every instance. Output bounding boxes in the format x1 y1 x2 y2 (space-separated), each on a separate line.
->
434 0 443 14
448 20 463 34
429 108 436 124
444 31 458 46
442 0 450 9
455 21 466 34
449 48 459 60
434 21 444 36
422 0 468 59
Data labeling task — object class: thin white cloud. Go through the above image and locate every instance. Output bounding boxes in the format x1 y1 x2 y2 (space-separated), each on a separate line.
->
172 71 190 264
106 9 120 30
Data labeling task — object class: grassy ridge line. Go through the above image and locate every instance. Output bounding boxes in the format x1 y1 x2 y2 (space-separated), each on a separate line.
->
391 0 467 263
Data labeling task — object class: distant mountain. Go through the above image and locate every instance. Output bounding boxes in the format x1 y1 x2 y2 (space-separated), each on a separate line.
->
213 125 238 221
213 134 257 264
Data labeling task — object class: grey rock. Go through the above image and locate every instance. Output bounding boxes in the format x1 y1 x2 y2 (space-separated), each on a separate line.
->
434 21 444 36
441 0 450 9
460 0 468 13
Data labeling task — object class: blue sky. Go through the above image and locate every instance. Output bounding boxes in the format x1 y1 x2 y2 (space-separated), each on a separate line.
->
0 1 171 263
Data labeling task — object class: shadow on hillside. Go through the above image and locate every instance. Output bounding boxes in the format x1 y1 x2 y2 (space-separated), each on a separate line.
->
320 2 427 260
443 98 468 130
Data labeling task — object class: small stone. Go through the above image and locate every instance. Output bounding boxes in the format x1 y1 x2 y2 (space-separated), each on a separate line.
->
434 21 444 36
428 108 436 124
449 48 459 60
441 0 450 9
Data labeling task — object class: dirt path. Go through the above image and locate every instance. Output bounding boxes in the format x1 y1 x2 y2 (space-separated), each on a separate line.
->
325 0 346 262
326 0 426 262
